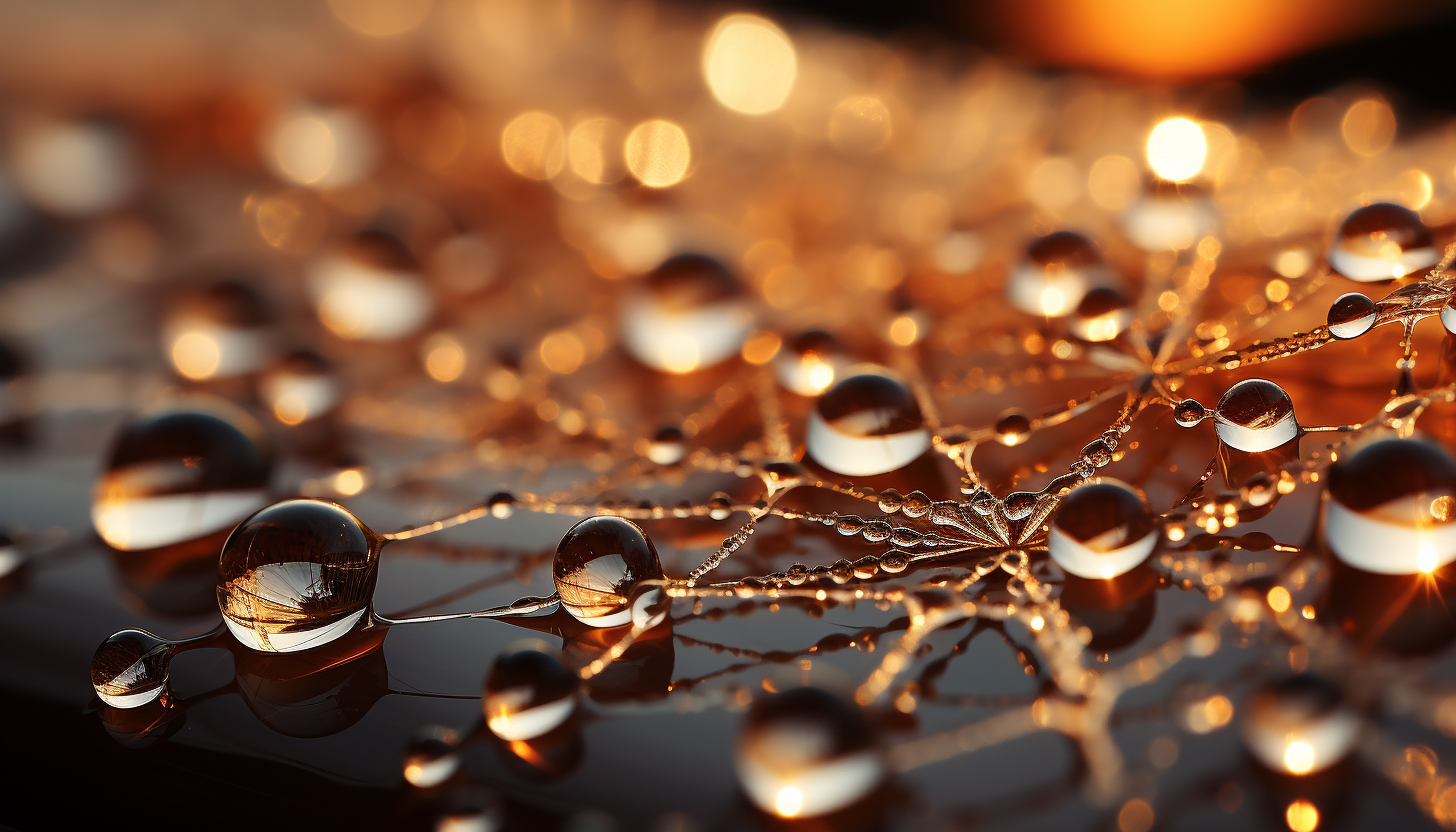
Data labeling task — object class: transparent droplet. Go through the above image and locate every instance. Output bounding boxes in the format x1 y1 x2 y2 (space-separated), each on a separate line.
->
404 725 462 787
1327 292 1377 340
1172 398 1206 427
1214 379 1298 452
310 231 434 341
1241 675 1358 775
91 628 173 709
735 687 883 818
1323 437 1456 575
487 491 516 519
620 254 753 373
1328 203 1438 282
92 401 274 551
806 373 929 476
1049 479 1157 579
1442 297 1456 337
553 516 664 628
995 411 1032 446
1006 231 1106 317
1121 180 1217 252
163 280 274 381
1070 286 1134 342
260 349 340 425
218 499 380 652
484 647 579 741
775 329 845 396
645 425 687 465
12 117 137 216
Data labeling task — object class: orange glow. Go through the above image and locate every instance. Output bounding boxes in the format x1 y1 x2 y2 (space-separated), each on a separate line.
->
1286 800 1319 831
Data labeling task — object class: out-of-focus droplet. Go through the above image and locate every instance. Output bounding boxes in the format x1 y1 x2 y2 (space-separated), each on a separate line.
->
702 14 797 116
164 281 274 381
1342 98 1396 157
775 329 846 396
1328 203 1437 282
435 786 503 832
931 230 984 275
1070 286 1134 342
1214 379 1297 453
807 373 929 476
645 425 687 465
1050 479 1157 579
92 402 274 551
1241 675 1358 775
310 231 434 341
485 646 579 741
12 118 137 216
430 233 499 295
218 499 380 652
422 332 468 383
90 628 173 708
265 105 378 189
1324 437 1456 575
260 350 340 426
1122 181 1217 251
620 254 753 373
553 516 664 628
1327 293 1377 340
995 411 1032 446
735 687 883 818
1007 231 1109 318
403 725 461 787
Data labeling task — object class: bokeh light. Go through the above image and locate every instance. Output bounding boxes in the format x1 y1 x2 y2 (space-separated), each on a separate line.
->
702 14 798 115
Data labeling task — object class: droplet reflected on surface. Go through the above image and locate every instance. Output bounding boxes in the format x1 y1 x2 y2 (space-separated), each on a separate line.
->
1328 203 1437 282
1006 231 1106 318
775 329 844 396
164 280 274 381
1323 437 1456 575
404 725 461 787
309 231 434 341
1049 479 1157 580
1326 293 1376 340
485 646 579 741
806 373 929 477
217 499 379 652
620 254 753 373
92 402 274 551
553 516 664 628
1241 675 1358 775
735 687 883 818
90 628 173 708
1214 379 1298 453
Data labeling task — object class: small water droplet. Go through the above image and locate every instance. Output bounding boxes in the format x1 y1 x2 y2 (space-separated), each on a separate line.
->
485 647 579 741
1327 292 1377 340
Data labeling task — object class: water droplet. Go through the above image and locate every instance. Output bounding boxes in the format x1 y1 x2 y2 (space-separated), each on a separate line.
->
260 349 340 425
1324 437 1456 575
1328 203 1437 282
1172 398 1206 427
1002 491 1039 521
1049 479 1157 579
775 329 845 396
901 490 931 518
486 491 515 519
1241 675 1358 775
218 499 379 652
735 687 883 818
995 411 1032 446
1121 180 1217 252
92 401 274 551
1443 297 1456 337
553 516 664 628
620 254 753 373
806 373 929 476
645 425 687 465
1080 438 1114 469
708 492 733 520
877 489 903 513
1070 286 1134 342
163 280 274 381
404 725 462 787
435 786 504 832
879 551 909 573
485 647 579 741
1214 379 1298 452
91 628 173 708
1006 231 1105 317
310 231 434 341
1327 292 1377 340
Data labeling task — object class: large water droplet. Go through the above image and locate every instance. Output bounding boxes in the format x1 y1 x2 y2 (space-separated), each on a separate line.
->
1328 203 1437 282
218 499 379 652
1006 231 1105 317
735 687 883 818
92 401 274 551
1326 292 1376 340
484 646 579 741
310 230 434 341
619 254 753 373
1049 479 1157 580
1241 675 1358 775
1214 379 1298 452
806 373 929 476
1323 436 1456 575
553 516 664 628
775 329 846 395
